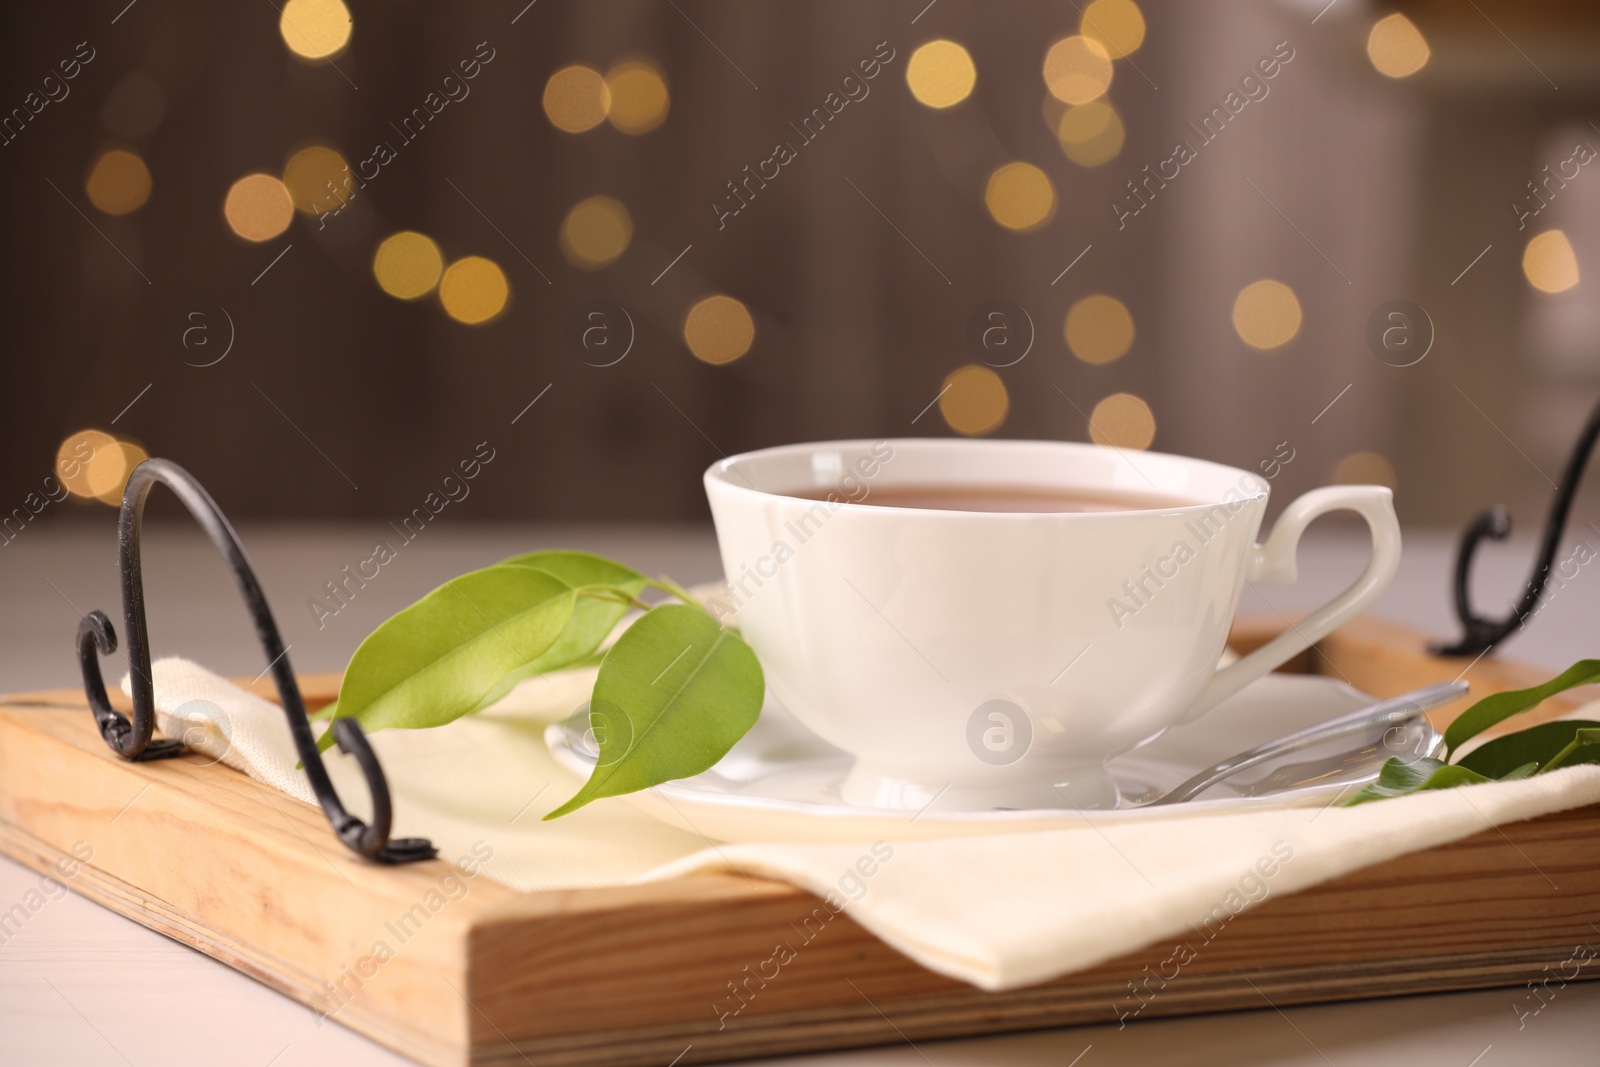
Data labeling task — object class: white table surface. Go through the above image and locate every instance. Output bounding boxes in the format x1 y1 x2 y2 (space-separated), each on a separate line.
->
2 521 1596 1066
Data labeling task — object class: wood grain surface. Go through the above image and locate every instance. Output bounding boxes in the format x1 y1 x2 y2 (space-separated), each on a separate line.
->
2 617 1596 1067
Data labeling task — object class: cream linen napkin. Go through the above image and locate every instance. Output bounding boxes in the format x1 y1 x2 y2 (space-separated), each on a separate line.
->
126 657 1600 993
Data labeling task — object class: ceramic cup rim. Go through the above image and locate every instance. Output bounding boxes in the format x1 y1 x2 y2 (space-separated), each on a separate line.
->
704 437 1271 519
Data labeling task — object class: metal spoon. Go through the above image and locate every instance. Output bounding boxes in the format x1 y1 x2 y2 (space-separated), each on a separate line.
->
1140 679 1468 806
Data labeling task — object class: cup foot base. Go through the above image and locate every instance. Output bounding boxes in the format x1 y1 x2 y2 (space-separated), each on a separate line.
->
840 760 1119 812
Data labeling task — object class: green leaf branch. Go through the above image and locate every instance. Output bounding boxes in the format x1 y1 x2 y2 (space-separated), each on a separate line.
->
1341 659 1600 806
320 550 763 817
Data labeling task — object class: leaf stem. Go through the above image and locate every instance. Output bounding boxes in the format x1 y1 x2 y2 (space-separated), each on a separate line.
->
577 585 655 614
1539 736 1600 772
645 575 705 612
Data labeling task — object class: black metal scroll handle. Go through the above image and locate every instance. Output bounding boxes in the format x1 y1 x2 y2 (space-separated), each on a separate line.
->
74 458 436 864
1432 396 1600 657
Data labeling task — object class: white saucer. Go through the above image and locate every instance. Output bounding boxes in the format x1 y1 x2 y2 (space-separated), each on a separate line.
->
545 673 1442 843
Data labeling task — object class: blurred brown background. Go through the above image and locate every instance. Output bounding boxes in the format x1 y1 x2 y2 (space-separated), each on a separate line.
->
3 0 1599 528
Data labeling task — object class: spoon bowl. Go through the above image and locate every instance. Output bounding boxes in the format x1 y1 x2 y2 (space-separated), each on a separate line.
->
1137 680 1466 806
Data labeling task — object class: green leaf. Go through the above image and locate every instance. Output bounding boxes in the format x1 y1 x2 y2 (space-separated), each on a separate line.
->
1339 756 1499 806
1443 659 1600 758
500 549 646 592
544 604 763 819
460 551 649 715
1456 720 1600 778
321 565 576 750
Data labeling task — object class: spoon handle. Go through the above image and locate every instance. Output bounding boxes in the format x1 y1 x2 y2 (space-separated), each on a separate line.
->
1144 679 1468 806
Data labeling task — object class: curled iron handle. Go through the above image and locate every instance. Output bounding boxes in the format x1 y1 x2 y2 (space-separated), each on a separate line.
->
75 457 436 864
1433 396 1600 657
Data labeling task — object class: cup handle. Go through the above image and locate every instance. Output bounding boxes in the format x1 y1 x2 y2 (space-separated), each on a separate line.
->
1175 485 1402 725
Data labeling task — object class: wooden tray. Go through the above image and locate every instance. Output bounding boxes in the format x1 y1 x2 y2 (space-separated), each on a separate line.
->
1 616 1597 1067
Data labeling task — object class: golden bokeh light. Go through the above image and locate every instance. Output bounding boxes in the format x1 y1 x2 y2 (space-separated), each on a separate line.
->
683 295 755 365
1089 393 1156 450
1080 0 1147 58
606 59 669 134
984 162 1055 232
224 173 294 242
282 145 350 215
55 430 118 500
1065 294 1135 364
1523 230 1580 293
906 39 977 109
1334 451 1398 490
559 195 634 269
1366 13 1430 79
1231 279 1302 350
372 231 444 300
85 149 151 215
438 256 510 325
278 0 352 62
1054 98 1125 167
1043 35 1113 105
93 440 148 505
940 365 1009 436
543 65 611 133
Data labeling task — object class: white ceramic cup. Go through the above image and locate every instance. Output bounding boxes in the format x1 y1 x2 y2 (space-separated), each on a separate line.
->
703 439 1400 811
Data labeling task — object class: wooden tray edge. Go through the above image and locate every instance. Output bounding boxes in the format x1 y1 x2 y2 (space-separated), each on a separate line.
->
0 818 468 1067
